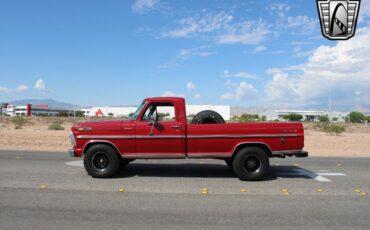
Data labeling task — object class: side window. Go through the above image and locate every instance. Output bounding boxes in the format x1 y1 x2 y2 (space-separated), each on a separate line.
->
141 103 176 122
156 104 176 122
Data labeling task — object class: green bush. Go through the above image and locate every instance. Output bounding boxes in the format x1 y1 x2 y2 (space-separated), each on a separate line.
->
232 114 266 122
321 123 345 135
283 113 303 122
11 116 30 129
48 123 65 130
347 111 365 123
319 115 329 122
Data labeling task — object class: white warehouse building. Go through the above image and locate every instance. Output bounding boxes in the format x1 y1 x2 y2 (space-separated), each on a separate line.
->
83 105 231 120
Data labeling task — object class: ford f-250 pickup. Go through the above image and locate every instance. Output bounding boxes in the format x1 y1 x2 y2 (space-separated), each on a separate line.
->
69 97 308 181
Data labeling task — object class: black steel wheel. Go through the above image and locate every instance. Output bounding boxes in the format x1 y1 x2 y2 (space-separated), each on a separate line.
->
84 144 120 178
233 147 269 181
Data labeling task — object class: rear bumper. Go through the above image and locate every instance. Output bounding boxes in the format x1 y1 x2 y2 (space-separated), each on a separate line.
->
272 150 308 158
68 148 76 158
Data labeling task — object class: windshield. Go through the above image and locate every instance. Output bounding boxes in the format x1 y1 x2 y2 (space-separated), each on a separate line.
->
129 101 145 120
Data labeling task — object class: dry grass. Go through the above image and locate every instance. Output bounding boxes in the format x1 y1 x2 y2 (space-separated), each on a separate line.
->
0 117 369 157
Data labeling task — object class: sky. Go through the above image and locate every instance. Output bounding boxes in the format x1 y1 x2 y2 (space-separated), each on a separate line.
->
0 0 370 110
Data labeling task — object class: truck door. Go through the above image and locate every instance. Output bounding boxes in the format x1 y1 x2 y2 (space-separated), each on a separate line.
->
135 102 186 158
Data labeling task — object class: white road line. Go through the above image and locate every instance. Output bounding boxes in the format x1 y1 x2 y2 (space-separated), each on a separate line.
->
318 173 346 176
276 169 346 182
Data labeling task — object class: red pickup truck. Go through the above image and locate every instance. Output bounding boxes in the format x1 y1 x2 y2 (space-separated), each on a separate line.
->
69 97 307 181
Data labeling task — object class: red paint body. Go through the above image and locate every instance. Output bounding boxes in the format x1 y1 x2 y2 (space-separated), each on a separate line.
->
70 97 306 159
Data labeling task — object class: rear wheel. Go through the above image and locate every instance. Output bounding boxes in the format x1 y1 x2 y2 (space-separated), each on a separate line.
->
84 144 121 178
233 147 269 181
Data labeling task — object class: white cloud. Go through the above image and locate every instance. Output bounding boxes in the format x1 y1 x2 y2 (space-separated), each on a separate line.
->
161 11 270 45
194 94 202 99
222 70 258 80
286 16 317 34
354 90 362 96
0 86 11 93
264 27 370 108
15 85 29 92
218 21 271 45
267 3 292 18
178 46 214 60
0 84 29 93
254 45 267 53
161 90 184 97
34 79 46 91
159 46 214 68
132 0 158 13
161 11 233 38
221 82 257 100
186 82 195 91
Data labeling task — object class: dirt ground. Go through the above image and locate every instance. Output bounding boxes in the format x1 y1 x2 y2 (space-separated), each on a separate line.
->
0 117 369 157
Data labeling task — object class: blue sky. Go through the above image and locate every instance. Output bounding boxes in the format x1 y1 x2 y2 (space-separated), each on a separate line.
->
0 0 370 110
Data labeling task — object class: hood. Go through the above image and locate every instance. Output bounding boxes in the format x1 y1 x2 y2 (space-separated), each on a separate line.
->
72 119 135 132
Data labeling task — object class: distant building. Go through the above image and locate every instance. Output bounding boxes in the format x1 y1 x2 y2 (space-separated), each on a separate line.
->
3 104 73 117
259 110 347 122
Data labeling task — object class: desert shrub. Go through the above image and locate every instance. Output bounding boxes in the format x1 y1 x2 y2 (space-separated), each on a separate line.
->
321 123 345 135
49 118 64 125
48 123 65 130
10 116 31 129
331 117 338 122
283 113 303 122
319 115 329 122
347 111 365 123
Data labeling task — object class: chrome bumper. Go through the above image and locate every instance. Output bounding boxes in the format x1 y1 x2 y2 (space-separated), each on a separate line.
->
68 148 76 158
272 150 308 158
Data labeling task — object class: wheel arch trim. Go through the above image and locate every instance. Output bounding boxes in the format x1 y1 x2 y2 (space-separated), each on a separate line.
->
232 142 272 158
82 140 122 156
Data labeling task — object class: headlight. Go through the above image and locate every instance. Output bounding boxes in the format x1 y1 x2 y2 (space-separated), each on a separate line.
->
69 132 77 147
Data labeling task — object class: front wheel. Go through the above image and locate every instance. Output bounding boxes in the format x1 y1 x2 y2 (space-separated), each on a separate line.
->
84 144 121 178
233 147 269 181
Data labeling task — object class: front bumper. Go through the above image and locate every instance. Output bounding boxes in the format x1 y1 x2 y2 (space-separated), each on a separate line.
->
68 148 76 158
272 150 308 158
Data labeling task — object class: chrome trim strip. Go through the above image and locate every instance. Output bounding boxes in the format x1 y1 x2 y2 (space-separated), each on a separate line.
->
77 135 185 139
187 153 231 158
121 154 185 159
82 140 122 155
187 134 298 139
78 135 134 139
77 134 298 140
232 142 273 154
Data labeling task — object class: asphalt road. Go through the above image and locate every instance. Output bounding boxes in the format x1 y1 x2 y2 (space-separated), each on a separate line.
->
0 150 369 230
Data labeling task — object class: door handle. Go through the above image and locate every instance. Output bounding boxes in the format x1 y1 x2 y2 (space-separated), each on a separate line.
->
171 125 181 129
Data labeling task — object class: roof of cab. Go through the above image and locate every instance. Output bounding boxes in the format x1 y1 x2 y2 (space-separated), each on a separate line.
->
144 97 185 103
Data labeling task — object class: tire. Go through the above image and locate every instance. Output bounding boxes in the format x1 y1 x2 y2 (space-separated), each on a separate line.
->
191 110 225 124
225 158 234 168
84 144 121 178
233 147 269 181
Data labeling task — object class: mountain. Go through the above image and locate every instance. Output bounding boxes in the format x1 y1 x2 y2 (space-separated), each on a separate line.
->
9 99 80 110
